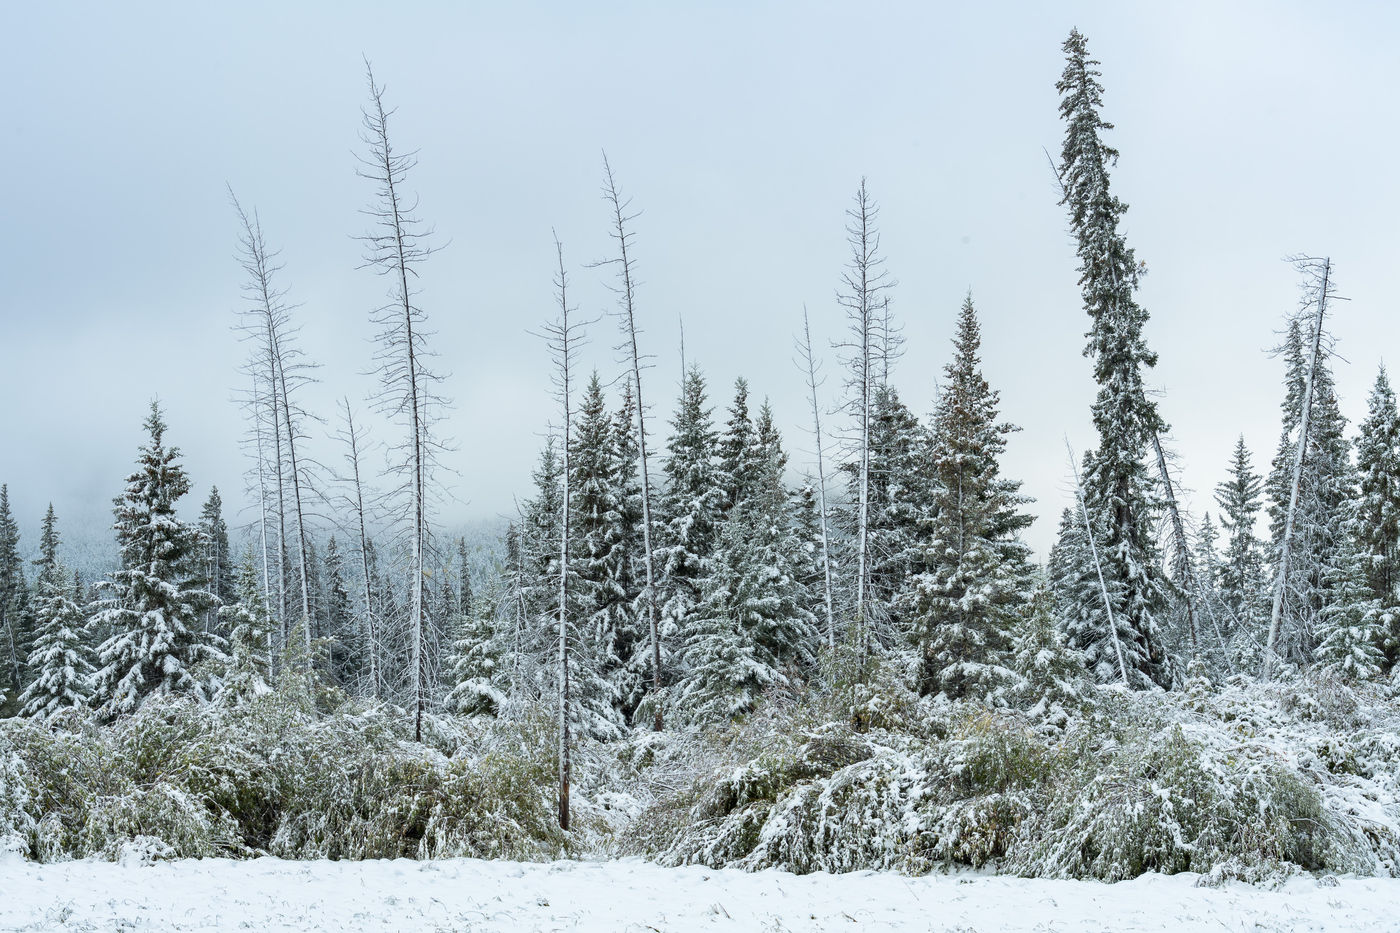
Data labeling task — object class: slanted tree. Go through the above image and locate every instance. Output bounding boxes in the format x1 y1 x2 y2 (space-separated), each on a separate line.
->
1055 28 1172 688
1263 262 1353 676
334 399 382 698
358 62 450 740
795 309 837 647
598 155 663 728
898 296 1034 698
91 404 221 714
1355 366 1400 664
231 194 318 658
19 505 94 717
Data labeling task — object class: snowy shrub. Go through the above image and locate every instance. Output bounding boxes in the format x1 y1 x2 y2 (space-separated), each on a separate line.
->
79 783 243 860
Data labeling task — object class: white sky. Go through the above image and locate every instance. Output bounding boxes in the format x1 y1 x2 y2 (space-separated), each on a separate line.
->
2 1 1398 561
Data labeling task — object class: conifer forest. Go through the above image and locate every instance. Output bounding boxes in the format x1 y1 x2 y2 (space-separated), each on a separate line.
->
4 14 1400 931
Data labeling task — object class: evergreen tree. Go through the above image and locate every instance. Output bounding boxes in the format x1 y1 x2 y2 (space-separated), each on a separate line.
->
1011 584 1084 729
1314 534 1384 681
91 404 222 714
570 376 625 663
0 485 32 703
322 537 357 687
611 380 649 712
198 487 234 634
443 586 506 716
1055 29 1172 689
1355 366 1400 664
1215 436 1266 656
657 367 726 665
1265 320 1354 666
218 549 275 704
682 403 816 722
839 385 930 640
898 296 1034 697
718 377 759 513
18 505 94 717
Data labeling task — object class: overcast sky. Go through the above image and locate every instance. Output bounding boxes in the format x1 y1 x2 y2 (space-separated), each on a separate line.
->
3 1 1398 562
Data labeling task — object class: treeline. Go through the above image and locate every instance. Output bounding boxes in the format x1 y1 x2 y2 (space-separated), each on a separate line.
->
3 29 1398 825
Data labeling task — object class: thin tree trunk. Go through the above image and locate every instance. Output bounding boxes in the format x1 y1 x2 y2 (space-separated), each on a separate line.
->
341 399 381 700
549 237 576 831
1068 441 1130 686
798 309 836 649
358 64 439 741
599 155 662 730
1263 258 1331 681
1151 432 1200 657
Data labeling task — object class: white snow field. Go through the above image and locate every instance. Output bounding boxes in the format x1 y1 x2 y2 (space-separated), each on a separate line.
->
1 856 1395 932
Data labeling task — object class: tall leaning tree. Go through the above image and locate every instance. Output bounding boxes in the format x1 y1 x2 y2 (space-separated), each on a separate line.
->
231 193 317 659
358 62 449 741
1055 29 1173 689
598 155 663 730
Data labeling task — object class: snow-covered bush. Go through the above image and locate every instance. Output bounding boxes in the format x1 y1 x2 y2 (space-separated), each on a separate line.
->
0 688 575 863
631 674 1400 881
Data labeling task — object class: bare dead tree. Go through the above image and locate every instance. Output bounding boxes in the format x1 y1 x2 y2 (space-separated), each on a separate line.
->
538 233 589 830
231 192 319 658
1262 256 1337 681
335 397 383 699
833 179 893 650
356 62 449 740
595 154 663 730
795 308 837 648
232 191 320 661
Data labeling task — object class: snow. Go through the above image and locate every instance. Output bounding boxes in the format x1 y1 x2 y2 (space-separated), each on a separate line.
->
2 856 1396 932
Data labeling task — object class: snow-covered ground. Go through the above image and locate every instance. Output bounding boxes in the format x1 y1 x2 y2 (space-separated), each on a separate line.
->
1 856 1395 932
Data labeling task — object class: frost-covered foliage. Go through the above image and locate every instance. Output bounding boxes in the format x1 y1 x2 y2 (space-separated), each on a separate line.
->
623 658 1400 881
90 404 222 715
0 690 594 863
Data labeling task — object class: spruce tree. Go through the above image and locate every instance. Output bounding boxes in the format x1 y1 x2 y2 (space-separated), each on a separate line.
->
1055 29 1172 688
1314 534 1384 681
683 403 815 722
657 367 726 662
219 549 276 704
610 380 648 712
322 537 357 687
1215 435 1266 655
0 485 32 703
718 377 759 514
18 505 94 717
1011 584 1084 729
570 374 626 680
1355 366 1400 664
898 296 1034 697
198 487 234 634
91 404 222 714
